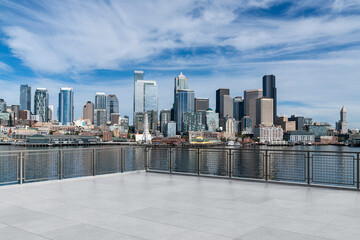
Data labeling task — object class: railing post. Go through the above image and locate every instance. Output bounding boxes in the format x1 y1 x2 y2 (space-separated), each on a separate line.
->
357 152 359 189
145 147 148 171
228 149 232 179
120 148 124 173
169 148 172 174
197 148 200 176
19 152 23 185
59 150 63 180
307 151 311 185
265 150 268 181
93 149 96 176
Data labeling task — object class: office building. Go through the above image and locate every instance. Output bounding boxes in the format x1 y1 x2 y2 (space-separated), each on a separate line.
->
223 116 236 140
160 109 171 133
94 109 107 126
262 75 277 122
11 105 20 120
241 116 253 134
194 98 209 126
176 89 195 131
254 125 283 143
120 116 129 133
173 73 189 121
82 101 94 124
20 84 31 111
233 96 244 121
58 88 74 125
106 94 119 122
288 115 305 131
284 131 315 143
134 70 144 82
19 110 30 120
244 89 263 130
95 92 106 109
336 106 348 134
256 98 273 126
146 110 158 133
205 108 219 132
220 94 233 119
134 78 158 121
165 121 176 137
0 99 6 113
111 113 120 125
134 112 145 133
183 112 202 132
34 88 49 122
216 88 229 114
48 105 53 122
276 116 296 132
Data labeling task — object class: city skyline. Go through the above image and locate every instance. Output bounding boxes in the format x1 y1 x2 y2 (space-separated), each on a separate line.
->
0 1 360 127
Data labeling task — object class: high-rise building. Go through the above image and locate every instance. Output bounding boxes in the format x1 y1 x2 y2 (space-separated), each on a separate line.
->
11 105 20 120
48 105 53 122
205 108 219 132
20 84 31 111
244 89 263 130
288 115 305 131
165 121 176 137
194 98 209 126
58 87 74 125
120 116 129 133
34 88 49 122
256 98 273 126
173 73 189 121
160 109 171 134
176 89 195 131
241 116 253 134
83 101 94 124
216 89 230 115
220 94 233 119
146 110 158 133
134 112 145 133
106 94 119 121
134 76 158 122
0 99 6 113
94 109 107 126
111 113 120 125
336 106 348 134
233 96 244 121
134 70 144 82
182 112 202 132
262 75 277 122
95 92 106 109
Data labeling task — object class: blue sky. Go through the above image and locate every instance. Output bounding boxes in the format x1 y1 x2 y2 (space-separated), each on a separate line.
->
1 0 360 127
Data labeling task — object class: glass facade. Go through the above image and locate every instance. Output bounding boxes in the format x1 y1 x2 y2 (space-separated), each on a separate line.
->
183 112 203 132
176 89 195 131
233 96 244 121
165 121 176 137
58 88 74 125
134 78 158 124
94 109 107 126
205 109 219 132
106 94 119 121
95 93 106 109
34 88 49 122
0 99 6 113
20 84 31 111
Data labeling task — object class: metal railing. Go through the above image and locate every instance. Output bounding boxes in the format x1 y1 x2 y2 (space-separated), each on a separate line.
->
1 146 360 190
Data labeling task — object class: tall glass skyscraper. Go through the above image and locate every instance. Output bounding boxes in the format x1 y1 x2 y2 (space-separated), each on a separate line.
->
262 75 277 122
106 94 119 121
95 92 106 109
20 84 31 111
0 99 6 113
34 88 49 122
58 87 74 125
176 89 195 131
173 73 188 121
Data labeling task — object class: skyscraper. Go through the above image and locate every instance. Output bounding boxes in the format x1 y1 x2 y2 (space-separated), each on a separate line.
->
205 108 219 132
244 89 263 130
262 75 277 122
94 93 107 126
256 98 273 126
106 94 119 121
83 101 94 124
160 109 171 134
0 99 6 113
194 98 209 126
216 88 230 114
34 88 49 122
48 105 53 122
233 96 244 121
176 89 195 131
288 115 305 131
336 106 348 134
20 84 31 111
11 105 20 120
134 70 144 82
173 73 189 121
95 92 106 109
58 87 74 125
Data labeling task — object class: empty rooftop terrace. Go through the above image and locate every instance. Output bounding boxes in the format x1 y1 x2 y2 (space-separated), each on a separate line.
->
1 171 360 240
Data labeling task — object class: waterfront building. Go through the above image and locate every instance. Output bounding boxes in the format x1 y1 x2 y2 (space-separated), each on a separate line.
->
20 84 31 111
0 99 6 113
241 116 253 134
195 98 209 126
244 89 263 130
182 112 202 132
276 116 296 132
173 73 189 121
94 109 107 126
111 113 120 125
233 96 244 121
26 134 98 145
336 106 348 134
176 89 195 132
205 108 219 132
288 115 305 131
165 121 176 137
83 101 94 124
224 116 235 140
95 92 106 109
262 75 277 122
306 124 330 137
285 131 315 143
58 87 74 125
216 88 229 115
106 94 119 122
34 88 49 122
256 98 273 126
160 109 171 134
254 125 283 143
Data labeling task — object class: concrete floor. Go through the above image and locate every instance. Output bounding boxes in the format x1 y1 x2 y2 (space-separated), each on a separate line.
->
1 171 360 240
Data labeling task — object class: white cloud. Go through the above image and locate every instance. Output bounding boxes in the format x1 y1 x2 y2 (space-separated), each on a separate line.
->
0 61 12 72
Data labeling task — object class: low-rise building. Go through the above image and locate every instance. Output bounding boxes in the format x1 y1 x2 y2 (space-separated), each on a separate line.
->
254 125 283 143
284 131 315 143
26 134 98 145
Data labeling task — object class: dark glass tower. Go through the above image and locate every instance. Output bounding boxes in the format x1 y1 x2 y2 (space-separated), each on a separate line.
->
216 89 230 114
262 75 277 122
20 84 31 111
